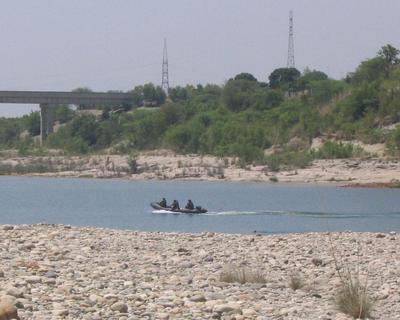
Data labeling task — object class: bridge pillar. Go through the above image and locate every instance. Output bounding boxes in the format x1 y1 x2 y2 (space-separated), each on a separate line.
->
40 104 56 143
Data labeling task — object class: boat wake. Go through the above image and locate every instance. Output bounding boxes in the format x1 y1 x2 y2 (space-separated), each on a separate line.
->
153 209 400 219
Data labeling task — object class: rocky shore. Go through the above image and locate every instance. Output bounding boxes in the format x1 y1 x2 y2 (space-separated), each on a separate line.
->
0 152 400 186
0 224 399 319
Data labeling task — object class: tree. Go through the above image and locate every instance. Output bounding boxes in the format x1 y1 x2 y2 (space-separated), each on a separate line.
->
222 79 259 112
378 44 400 78
130 86 144 107
72 87 93 110
142 83 166 106
351 57 386 84
300 70 328 83
24 111 41 136
69 114 100 146
169 86 190 102
268 68 301 90
56 105 74 124
234 73 257 82
378 44 400 65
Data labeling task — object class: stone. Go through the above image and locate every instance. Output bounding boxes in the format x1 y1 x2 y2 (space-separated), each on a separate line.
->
24 276 42 284
44 271 58 278
213 304 242 315
179 262 194 268
189 295 206 302
155 313 169 320
110 302 128 313
53 308 69 317
0 300 19 320
311 258 323 266
5 286 24 298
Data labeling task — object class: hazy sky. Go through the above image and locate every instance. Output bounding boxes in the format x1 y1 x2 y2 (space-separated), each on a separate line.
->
0 0 399 117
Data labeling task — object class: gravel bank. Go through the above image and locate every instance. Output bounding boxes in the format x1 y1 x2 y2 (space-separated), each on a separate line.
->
0 224 399 319
1 153 399 185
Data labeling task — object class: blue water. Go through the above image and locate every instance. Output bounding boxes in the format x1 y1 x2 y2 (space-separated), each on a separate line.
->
0 176 399 234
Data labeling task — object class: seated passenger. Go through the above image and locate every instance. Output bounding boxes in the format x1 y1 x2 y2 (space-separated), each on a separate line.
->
159 197 167 208
171 200 180 211
185 199 194 210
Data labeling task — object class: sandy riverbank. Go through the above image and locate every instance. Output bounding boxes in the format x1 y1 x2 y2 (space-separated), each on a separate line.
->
1 151 400 186
0 224 399 319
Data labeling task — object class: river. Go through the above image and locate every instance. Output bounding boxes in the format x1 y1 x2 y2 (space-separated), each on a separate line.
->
1 176 399 234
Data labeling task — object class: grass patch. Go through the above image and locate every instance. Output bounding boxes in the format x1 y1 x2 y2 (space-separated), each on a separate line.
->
264 150 313 172
269 176 278 183
330 238 373 319
313 141 367 159
288 273 304 291
220 264 266 284
336 280 372 319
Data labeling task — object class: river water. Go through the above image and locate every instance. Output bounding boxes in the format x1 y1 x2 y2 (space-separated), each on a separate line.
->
0 176 399 234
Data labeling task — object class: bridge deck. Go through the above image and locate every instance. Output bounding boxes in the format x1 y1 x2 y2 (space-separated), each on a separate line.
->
0 91 133 105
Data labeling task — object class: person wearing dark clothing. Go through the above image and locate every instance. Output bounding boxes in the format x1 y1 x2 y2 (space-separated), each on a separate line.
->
159 198 167 208
185 199 194 210
171 200 180 211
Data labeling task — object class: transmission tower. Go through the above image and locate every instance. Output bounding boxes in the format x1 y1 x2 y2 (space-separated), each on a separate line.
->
161 38 169 93
287 10 295 68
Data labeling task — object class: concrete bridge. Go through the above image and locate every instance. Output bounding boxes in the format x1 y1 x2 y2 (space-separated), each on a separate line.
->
0 91 134 141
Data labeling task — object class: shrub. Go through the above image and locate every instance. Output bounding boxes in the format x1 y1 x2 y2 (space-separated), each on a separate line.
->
265 155 281 171
336 280 372 319
265 150 313 171
313 141 365 159
288 273 304 290
386 126 400 156
127 152 139 174
269 176 278 183
331 239 373 319
220 264 266 284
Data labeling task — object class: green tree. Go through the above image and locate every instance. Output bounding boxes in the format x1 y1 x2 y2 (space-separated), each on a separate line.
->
142 83 166 106
55 105 75 124
130 86 144 107
268 68 301 90
352 57 386 84
222 79 259 112
298 69 328 90
378 44 400 65
24 111 41 136
234 72 258 82
70 114 100 146
378 44 400 78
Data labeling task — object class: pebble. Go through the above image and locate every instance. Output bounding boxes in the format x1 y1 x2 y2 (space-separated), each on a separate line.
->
110 301 128 313
0 224 398 319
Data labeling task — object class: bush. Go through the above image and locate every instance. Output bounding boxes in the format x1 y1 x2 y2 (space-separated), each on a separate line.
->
336 280 372 319
265 150 313 171
386 127 400 156
288 273 304 290
269 176 278 183
331 239 373 319
24 111 41 136
220 264 266 284
127 152 139 174
313 141 365 159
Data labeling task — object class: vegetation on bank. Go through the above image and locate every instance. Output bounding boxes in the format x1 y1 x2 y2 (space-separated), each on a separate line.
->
0 44 399 170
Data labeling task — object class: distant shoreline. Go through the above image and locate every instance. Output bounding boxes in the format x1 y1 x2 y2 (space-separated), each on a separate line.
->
0 152 399 187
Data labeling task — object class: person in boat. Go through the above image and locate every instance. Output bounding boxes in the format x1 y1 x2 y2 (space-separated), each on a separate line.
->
171 200 180 211
159 197 167 208
185 199 194 210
